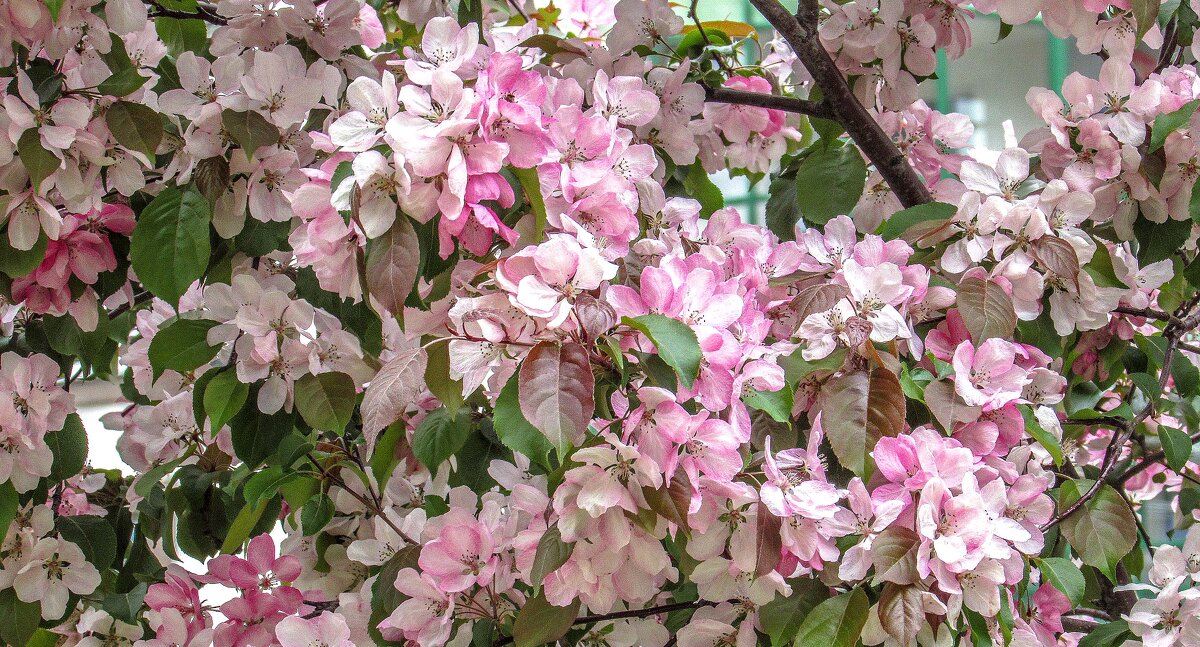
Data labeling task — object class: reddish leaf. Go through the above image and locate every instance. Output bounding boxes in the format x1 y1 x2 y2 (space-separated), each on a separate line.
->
365 217 420 316
755 506 783 577
922 379 981 433
1033 236 1081 289
956 277 1017 342
820 367 905 477
519 341 595 452
361 348 428 441
878 584 924 645
642 470 692 530
870 526 920 585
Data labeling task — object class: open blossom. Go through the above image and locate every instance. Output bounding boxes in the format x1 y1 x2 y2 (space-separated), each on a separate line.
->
951 339 1031 409
14 537 101 619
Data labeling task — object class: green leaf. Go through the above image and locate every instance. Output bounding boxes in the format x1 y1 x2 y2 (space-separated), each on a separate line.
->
1151 99 1200 151
0 482 17 539
1085 242 1131 289
759 578 827 646
512 594 580 647
1162 425 1193 472
1020 406 1064 467
1130 371 1161 404
371 421 407 488
1079 620 1131 647
101 583 148 624
156 17 208 56
98 67 150 98
294 372 356 433
130 186 212 306
743 386 793 423
765 174 799 241
17 129 60 192
1133 0 1161 41
876 202 955 241
793 587 869 647
107 100 163 159
46 413 87 481
1035 557 1086 606
624 314 702 389
148 318 220 378
1134 215 1192 265
529 525 573 586
513 166 548 241
230 404 296 467
0 228 48 276
0 589 41 647
203 369 249 431
243 465 297 507
683 163 724 216
301 493 335 535
369 547 420 646
494 372 554 470
221 109 280 160
56 514 118 568
411 407 473 470
1058 480 1138 580
793 145 868 226
220 497 269 554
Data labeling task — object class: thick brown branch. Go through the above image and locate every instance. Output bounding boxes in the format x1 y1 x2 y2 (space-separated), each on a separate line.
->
703 85 838 120
746 0 931 207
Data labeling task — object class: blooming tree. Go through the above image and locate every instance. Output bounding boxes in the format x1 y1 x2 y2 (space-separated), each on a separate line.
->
10 0 1200 645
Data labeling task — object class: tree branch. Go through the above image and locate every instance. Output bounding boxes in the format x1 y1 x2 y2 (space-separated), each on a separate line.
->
746 0 932 207
143 0 227 24
703 85 838 120
493 599 721 646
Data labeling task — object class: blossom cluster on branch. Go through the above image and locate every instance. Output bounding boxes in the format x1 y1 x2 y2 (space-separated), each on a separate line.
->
5 0 1200 645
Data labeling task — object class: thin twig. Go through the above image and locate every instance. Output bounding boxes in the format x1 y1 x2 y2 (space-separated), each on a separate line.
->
492 600 721 646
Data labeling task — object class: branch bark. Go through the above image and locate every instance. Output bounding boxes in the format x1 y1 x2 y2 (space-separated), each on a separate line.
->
745 0 932 207
493 599 722 646
704 85 838 120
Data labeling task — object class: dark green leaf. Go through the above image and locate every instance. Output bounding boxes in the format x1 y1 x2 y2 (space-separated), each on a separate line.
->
0 482 17 540
1079 620 1131 647
294 372 356 433
1058 480 1138 580
793 145 867 226
1150 99 1200 151
1161 425 1193 472
221 109 279 160
529 525 573 586
759 578 827 646
512 594 579 647
46 412 87 481
301 493 334 535
101 583 148 624
203 368 249 431
0 227 47 277
876 202 955 241
683 163 724 216
0 589 41 647
148 318 220 378
743 386 793 423
107 100 163 159
793 587 869 647
624 314 702 388
494 372 554 470
130 186 212 306
230 404 296 467
156 17 208 56
17 129 60 191
56 514 118 568
765 174 799 241
1020 406 1064 466
98 67 150 98
1035 557 1086 606
411 407 473 470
